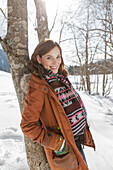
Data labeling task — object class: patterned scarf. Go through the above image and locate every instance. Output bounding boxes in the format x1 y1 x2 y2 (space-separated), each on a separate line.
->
45 70 87 144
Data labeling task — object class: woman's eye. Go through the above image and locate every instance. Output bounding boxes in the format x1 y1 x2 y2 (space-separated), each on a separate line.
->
46 55 61 59
57 55 61 59
47 56 52 59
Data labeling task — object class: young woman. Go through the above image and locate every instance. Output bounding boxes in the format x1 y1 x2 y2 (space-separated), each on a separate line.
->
20 39 95 170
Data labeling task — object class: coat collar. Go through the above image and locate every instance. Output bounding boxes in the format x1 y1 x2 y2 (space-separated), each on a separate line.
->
30 75 65 107
29 75 52 93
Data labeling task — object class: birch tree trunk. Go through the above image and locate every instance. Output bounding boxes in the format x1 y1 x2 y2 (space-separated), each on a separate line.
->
73 34 86 91
85 31 91 94
0 0 50 169
34 0 50 42
102 12 107 96
85 8 91 94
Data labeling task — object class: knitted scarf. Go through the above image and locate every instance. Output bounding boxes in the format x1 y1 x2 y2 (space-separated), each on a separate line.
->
45 70 87 144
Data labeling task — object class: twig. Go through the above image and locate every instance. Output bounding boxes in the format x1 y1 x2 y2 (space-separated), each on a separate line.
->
0 8 7 19
49 0 59 33
0 36 3 43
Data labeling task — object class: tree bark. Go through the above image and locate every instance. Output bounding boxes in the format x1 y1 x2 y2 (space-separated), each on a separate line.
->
73 34 86 91
85 31 91 94
24 136 50 170
1 0 50 169
34 0 50 42
6 0 29 110
102 18 107 96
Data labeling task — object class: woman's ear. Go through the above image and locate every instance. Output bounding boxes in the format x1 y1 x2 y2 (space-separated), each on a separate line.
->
36 55 42 64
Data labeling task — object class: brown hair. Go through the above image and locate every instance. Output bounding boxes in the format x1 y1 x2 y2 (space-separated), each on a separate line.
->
29 39 68 78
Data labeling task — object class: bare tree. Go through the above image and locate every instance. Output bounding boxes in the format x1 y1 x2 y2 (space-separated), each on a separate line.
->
34 0 50 42
102 13 107 96
55 1 100 94
87 0 113 96
73 31 86 91
92 0 113 95
84 7 91 94
34 0 59 42
56 0 113 96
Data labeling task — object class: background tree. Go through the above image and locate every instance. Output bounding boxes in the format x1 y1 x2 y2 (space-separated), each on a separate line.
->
56 0 113 96
34 0 50 42
90 0 113 95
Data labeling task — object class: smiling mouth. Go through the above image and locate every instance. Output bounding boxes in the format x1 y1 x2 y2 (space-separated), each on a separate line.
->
50 66 58 69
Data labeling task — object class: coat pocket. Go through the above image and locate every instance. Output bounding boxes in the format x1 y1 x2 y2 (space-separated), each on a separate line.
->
51 148 78 169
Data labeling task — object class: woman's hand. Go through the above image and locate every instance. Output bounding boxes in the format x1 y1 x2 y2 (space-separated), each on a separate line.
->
54 139 70 155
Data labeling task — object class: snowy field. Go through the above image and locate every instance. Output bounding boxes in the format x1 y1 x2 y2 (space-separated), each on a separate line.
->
0 71 113 170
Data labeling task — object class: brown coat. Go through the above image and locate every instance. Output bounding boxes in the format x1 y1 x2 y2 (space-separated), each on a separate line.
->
20 75 95 170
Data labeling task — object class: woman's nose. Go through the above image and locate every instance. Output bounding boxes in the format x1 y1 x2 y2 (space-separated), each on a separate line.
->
52 58 57 65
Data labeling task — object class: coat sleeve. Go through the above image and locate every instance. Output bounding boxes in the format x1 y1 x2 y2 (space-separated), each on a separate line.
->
20 86 64 151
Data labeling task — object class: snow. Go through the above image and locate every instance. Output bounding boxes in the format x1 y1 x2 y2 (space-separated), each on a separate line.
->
80 91 113 170
0 71 113 170
0 71 29 170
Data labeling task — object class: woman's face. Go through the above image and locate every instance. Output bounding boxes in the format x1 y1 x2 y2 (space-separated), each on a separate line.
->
37 46 62 74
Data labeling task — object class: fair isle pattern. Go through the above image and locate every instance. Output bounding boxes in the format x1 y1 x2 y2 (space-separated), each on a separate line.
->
45 70 86 141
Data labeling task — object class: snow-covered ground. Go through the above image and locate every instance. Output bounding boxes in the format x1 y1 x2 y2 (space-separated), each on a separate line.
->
0 71 29 170
0 71 113 170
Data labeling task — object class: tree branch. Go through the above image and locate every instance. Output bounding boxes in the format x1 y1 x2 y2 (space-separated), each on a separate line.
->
0 36 14 57
0 37 8 52
72 25 113 35
0 36 3 43
60 38 74 43
0 8 7 19
49 1 59 33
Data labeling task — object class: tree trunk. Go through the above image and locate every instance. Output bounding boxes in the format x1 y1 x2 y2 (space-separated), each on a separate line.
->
102 32 107 96
34 0 50 42
5 0 29 110
24 136 50 170
73 34 86 91
85 31 91 94
1 0 50 169
85 7 91 95
102 3 108 96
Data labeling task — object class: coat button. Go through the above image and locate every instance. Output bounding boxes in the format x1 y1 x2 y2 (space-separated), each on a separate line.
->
47 132 51 136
